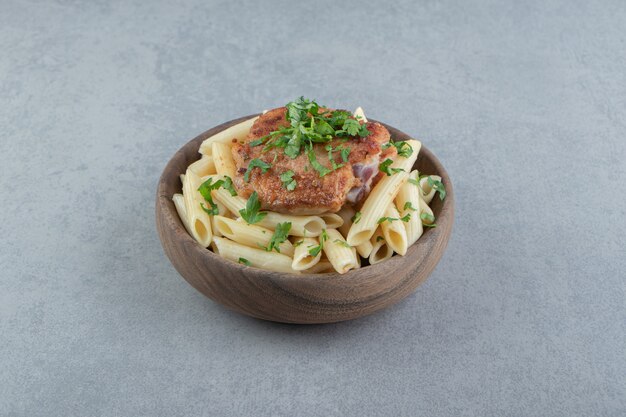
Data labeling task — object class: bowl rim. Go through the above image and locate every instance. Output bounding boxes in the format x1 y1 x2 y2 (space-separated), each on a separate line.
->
156 114 454 284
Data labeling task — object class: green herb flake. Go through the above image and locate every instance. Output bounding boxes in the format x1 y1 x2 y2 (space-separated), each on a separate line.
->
376 236 385 242
197 177 223 215
379 158 404 176
427 177 446 200
238 258 252 266
403 201 418 211
307 229 328 257
333 239 351 248
265 222 292 253
238 191 267 224
351 211 362 224
420 212 436 227
243 158 271 182
279 170 297 191
307 147 332 177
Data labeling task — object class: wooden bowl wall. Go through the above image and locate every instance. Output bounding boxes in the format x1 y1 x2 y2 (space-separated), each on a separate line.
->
156 115 454 324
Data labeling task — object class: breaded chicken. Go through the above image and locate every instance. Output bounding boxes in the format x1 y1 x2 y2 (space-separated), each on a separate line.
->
231 107 396 215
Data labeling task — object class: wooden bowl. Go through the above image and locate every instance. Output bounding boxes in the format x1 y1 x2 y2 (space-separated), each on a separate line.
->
156 115 454 324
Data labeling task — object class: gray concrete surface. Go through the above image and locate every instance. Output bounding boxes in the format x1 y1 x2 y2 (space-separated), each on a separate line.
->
1 0 625 416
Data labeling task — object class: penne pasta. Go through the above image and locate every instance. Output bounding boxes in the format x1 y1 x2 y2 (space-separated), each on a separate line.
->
369 228 394 265
323 229 359 274
182 169 213 247
320 213 344 229
346 139 420 246
419 174 442 204
419 196 435 226
198 116 259 156
353 107 368 123
212 142 237 179
346 171 408 246
212 236 297 274
213 216 294 256
336 206 355 237
188 156 216 177
172 193 192 235
356 240 373 258
395 170 424 247
292 237 322 271
379 203 409 255
303 259 335 274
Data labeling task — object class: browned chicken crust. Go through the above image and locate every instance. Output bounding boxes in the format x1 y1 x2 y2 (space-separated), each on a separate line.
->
231 107 396 215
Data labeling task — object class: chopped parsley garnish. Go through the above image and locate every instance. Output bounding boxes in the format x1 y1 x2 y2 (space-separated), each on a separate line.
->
408 178 420 187
403 201 418 211
383 140 413 158
197 176 237 215
293 239 304 247
279 170 297 191
379 158 404 176
333 239 351 248
243 158 271 182
307 146 332 177
238 258 251 266
325 145 345 171
351 211 362 224
377 214 411 224
265 222 291 253
420 212 436 227
255 97 369 176
238 191 267 224
416 175 446 201
340 146 350 162
307 229 328 257
376 236 385 242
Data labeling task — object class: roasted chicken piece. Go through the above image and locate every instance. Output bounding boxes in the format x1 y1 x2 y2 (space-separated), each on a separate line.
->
231 107 396 215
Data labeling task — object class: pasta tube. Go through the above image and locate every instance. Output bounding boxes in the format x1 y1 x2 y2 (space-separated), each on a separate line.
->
336 206 355 237
369 228 393 265
323 229 359 274
353 107 368 122
213 216 294 256
172 193 192 235
320 213 343 229
395 170 424 247
346 139 419 246
346 171 408 246
380 203 409 255
212 142 237 179
188 156 216 177
419 174 442 204
198 116 258 156
292 237 322 271
212 236 297 274
182 169 213 247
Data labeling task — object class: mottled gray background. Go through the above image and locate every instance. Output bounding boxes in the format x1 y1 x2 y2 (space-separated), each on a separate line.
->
1 0 624 416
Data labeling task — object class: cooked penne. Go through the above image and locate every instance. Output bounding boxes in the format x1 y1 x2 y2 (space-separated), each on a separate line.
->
353 107 368 123
210 186 325 236
320 213 343 229
172 193 192 235
213 216 294 256
346 171 408 246
336 206 355 237
346 140 420 246
182 169 213 247
395 169 424 247
356 240 373 258
198 116 259 156
212 142 237 179
303 259 334 274
292 237 322 271
188 156 216 177
212 236 297 273
419 196 435 226
380 203 409 255
419 174 442 204
369 228 393 265
323 229 359 274
179 173 186 184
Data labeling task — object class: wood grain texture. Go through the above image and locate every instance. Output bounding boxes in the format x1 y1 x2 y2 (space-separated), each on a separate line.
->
156 115 455 324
